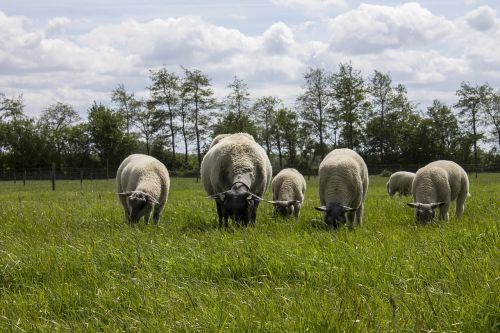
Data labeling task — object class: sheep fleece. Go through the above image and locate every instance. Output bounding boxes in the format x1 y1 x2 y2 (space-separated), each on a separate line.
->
412 160 469 207
319 149 368 209
201 133 272 196
387 171 415 196
272 168 306 202
116 154 170 207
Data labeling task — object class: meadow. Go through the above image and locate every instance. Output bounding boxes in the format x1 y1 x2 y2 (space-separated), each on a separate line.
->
0 174 498 332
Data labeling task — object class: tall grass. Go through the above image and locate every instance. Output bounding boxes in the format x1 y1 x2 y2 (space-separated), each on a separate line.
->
0 174 498 331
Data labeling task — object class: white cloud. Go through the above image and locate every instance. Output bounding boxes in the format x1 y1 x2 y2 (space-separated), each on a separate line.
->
328 3 454 54
271 0 348 15
465 6 496 31
0 3 499 117
45 17 71 34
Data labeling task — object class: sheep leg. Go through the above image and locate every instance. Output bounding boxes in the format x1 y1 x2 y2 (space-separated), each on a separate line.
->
355 203 364 226
215 200 224 228
250 201 260 226
293 203 300 218
144 209 151 224
119 196 131 224
346 211 356 229
455 192 467 219
438 203 450 221
153 203 164 224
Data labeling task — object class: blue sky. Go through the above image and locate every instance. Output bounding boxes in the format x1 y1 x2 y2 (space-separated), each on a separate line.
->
0 0 499 116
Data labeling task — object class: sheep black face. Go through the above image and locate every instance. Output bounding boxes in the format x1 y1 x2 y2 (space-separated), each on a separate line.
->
209 190 261 227
407 202 446 224
315 202 356 228
268 200 300 217
119 191 159 223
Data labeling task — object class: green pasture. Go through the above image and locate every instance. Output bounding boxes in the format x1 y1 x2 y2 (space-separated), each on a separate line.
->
0 174 498 331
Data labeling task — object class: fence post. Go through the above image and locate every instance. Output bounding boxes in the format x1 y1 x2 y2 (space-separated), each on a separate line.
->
23 169 26 186
51 163 56 191
14 171 16 184
106 159 109 179
80 168 83 189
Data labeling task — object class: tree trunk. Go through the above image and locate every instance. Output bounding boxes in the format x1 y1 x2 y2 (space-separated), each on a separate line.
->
168 106 176 161
472 106 478 179
182 113 188 164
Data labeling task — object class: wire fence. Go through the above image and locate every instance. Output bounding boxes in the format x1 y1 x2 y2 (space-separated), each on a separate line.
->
1 163 498 183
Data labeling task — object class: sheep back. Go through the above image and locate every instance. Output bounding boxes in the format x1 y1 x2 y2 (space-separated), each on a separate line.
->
319 148 368 209
412 160 469 204
387 171 415 196
116 154 170 205
201 133 272 197
272 168 306 202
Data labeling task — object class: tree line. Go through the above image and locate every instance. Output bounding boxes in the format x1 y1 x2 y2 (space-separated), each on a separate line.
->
1 62 499 176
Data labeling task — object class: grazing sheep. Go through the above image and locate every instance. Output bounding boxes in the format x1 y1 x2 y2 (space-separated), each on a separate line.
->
201 133 272 227
116 154 170 224
315 148 369 228
386 171 415 197
268 168 307 218
407 160 469 223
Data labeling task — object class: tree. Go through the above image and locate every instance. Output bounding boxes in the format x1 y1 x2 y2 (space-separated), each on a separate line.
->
39 102 81 168
225 76 251 132
148 68 180 161
252 96 281 155
455 82 491 173
297 68 333 159
426 100 461 160
272 108 299 169
331 62 367 149
369 70 393 161
183 68 217 171
111 84 140 134
135 100 162 155
213 111 257 139
87 102 136 173
0 93 25 123
178 78 194 165
483 87 500 150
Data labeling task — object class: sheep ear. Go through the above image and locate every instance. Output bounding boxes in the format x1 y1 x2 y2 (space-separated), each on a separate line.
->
248 193 264 202
267 200 277 204
431 202 446 208
407 203 419 208
118 191 133 197
315 206 327 212
343 205 356 212
208 192 226 200
145 194 159 205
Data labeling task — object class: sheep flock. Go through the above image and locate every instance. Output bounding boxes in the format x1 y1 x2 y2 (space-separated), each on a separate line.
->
116 133 471 227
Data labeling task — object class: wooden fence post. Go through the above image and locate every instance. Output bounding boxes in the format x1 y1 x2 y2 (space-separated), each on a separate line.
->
80 168 83 189
23 169 26 186
51 163 56 191
14 171 16 184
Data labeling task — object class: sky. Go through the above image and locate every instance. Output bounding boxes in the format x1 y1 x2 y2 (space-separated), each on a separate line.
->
0 0 499 117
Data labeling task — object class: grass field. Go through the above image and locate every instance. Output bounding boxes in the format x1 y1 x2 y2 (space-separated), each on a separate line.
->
0 174 498 332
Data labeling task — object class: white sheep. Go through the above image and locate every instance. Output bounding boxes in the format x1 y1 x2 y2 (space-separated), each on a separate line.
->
315 148 369 228
386 171 415 197
201 133 272 227
116 154 170 224
407 160 469 223
268 168 307 218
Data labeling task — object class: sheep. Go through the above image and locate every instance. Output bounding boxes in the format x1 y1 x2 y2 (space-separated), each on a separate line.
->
268 168 306 218
407 160 469 223
386 171 415 197
201 133 272 227
116 154 170 224
315 148 369 228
